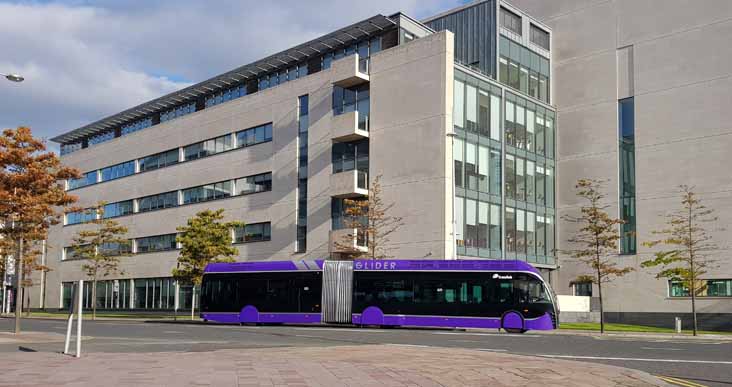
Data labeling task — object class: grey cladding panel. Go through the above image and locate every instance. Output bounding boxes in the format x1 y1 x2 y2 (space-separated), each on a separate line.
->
426 0 497 78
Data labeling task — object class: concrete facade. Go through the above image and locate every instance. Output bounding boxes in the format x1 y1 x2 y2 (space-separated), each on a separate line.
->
21 1 730 330
32 30 457 310
509 0 732 328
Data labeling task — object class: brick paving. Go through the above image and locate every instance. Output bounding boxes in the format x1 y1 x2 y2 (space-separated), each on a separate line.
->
0 344 668 387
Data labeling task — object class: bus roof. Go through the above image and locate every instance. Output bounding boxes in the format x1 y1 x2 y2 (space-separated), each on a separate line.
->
204 259 540 275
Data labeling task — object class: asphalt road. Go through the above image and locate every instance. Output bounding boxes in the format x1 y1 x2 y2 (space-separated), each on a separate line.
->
2 318 730 387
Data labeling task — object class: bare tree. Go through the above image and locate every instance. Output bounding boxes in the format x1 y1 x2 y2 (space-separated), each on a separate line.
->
561 179 634 333
642 185 722 336
337 175 404 260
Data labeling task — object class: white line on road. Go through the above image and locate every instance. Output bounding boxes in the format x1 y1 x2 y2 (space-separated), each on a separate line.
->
387 344 430 348
292 327 389 333
641 347 684 351
430 331 534 338
537 354 732 365
477 348 508 352
163 331 184 334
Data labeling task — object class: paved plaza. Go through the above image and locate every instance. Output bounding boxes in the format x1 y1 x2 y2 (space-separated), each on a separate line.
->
0 344 669 387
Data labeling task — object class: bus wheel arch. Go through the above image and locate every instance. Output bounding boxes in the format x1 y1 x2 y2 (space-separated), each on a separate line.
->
239 305 260 324
501 310 526 333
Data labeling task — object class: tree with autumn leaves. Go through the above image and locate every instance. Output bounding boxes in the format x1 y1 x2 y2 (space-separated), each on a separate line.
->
561 179 633 333
173 209 242 318
642 186 723 336
68 204 130 320
337 175 404 260
0 127 79 333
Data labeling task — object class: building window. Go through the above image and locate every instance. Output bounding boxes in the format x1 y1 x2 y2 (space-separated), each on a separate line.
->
500 7 522 35
136 234 178 253
184 134 233 161
68 171 98 190
160 102 196 123
530 24 550 51
333 84 370 131
236 123 272 148
669 280 732 297
139 149 179 172
296 95 309 253
138 191 178 213
182 180 233 204
205 84 247 108
63 245 89 261
88 130 115 146
60 142 82 156
100 161 135 182
331 198 368 230
63 279 135 310
100 241 132 256
102 200 133 219
619 97 636 254
332 139 369 174
234 173 272 195
499 36 550 103
574 282 592 297
66 209 96 225
121 117 153 136
234 222 272 243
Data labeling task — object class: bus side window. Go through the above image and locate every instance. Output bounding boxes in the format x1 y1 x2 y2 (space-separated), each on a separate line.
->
498 281 513 303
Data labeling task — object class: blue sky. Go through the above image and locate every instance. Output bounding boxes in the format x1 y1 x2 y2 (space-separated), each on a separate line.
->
0 0 465 151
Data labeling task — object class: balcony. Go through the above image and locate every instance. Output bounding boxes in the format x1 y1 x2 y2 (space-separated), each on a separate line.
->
330 170 368 198
331 110 369 142
331 54 369 88
329 228 367 254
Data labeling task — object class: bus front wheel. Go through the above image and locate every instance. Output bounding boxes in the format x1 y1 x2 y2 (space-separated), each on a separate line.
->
500 311 526 333
503 327 527 334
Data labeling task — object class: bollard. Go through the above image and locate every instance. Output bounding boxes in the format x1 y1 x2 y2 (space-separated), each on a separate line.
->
675 317 682 333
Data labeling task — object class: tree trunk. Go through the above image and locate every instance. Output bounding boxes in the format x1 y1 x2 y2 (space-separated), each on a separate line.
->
92 278 97 321
690 283 698 336
597 268 604 334
25 286 31 317
14 237 24 334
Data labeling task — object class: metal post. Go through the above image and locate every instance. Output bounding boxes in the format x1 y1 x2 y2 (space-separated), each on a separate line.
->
190 286 195 320
76 279 83 358
14 237 23 334
675 317 682 334
63 283 77 354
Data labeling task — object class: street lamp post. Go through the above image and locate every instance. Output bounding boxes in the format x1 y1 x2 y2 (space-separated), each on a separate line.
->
447 131 459 260
1 73 24 83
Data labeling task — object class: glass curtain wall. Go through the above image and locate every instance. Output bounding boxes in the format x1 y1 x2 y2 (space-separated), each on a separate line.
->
453 70 503 259
62 278 193 311
453 69 556 264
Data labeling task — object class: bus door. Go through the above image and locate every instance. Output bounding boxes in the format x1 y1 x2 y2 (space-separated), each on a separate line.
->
321 261 354 323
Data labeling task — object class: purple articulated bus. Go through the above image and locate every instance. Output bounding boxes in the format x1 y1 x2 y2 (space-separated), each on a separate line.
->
199 259 559 333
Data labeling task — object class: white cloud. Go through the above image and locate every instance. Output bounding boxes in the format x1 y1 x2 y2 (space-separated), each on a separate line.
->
0 0 462 149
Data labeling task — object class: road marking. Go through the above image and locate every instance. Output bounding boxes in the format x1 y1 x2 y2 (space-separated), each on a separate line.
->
293 327 388 333
387 344 430 348
640 347 684 351
477 348 508 352
536 354 732 365
163 331 184 334
430 331 533 338
657 375 708 387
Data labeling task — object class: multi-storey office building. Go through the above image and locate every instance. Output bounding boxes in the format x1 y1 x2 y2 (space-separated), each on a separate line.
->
28 0 732 330
32 2 558 313
508 0 732 329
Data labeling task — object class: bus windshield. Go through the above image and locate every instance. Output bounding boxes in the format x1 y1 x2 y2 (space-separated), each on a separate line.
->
513 278 552 304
